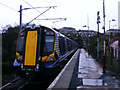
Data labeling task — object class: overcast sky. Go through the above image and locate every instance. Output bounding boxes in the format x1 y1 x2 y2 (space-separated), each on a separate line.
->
0 0 119 33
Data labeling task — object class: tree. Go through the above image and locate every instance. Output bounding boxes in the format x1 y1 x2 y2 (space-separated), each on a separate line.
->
2 25 20 75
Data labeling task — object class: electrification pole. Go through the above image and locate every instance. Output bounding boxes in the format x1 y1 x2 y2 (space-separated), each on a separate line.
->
19 5 22 31
103 0 106 73
18 5 57 31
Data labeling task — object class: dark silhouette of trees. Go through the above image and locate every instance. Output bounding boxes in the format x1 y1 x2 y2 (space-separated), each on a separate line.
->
2 25 20 75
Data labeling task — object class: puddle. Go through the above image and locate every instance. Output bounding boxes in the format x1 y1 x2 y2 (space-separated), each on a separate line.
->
78 49 103 79
78 74 103 79
82 79 107 86
78 74 88 78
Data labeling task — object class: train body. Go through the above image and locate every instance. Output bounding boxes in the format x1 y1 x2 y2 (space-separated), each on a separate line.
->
13 25 79 78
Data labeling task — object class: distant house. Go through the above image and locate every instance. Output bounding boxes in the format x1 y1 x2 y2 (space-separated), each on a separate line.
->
58 27 77 36
78 30 97 37
106 29 120 35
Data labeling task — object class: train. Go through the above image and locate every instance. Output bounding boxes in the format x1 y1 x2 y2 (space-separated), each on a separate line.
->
13 25 79 78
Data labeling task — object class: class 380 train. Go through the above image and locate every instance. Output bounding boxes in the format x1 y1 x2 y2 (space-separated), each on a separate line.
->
13 25 79 78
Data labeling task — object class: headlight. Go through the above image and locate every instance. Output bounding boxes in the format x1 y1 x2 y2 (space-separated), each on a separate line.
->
17 56 22 61
46 57 54 61
16 52 23 62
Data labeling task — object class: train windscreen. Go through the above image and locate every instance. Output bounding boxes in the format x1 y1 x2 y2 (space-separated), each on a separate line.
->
44 35 54 56
43 35 54 56
17 33 25 55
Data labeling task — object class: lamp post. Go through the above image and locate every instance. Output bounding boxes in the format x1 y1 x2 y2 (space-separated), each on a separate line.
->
83 25 90 54
108 19 115 42
109 19 116 30
113 25 117 29
83 25 89 30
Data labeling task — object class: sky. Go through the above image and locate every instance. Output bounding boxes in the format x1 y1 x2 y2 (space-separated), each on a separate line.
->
0 0 119 33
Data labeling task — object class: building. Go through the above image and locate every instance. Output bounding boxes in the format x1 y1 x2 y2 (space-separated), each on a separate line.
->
118 1 120 29
58 27 77 36
106 29 120 35
79 30 97 37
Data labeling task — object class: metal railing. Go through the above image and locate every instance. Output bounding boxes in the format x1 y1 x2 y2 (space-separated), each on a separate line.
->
106 46 120 79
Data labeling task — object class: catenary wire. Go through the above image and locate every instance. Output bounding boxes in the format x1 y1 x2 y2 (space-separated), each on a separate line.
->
22 0 58 27
0 2 39 25
45 0 66 26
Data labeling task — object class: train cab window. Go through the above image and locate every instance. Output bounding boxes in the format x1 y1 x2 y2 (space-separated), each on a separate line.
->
17 33 25 55
43 31 55 56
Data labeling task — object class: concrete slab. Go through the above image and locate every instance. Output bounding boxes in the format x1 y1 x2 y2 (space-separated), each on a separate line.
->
48 49 80 89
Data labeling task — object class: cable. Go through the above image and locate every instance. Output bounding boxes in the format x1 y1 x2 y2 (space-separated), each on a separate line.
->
26 7 52 25
0 0 61 28
0 2 39 25
23 0 41 13
22 0 58 26
0 2 17 12
45 0 66 27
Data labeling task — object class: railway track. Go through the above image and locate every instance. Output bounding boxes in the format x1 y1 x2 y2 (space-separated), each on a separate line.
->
1 76 29 90
1 51 76 89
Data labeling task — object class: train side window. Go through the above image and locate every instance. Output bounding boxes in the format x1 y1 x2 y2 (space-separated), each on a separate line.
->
59 36 66 55
67 39 72 51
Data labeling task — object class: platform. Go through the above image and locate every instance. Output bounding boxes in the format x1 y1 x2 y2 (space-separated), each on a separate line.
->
48 49 120 89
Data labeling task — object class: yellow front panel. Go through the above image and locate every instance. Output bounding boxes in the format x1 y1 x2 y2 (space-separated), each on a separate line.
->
24 31 37 66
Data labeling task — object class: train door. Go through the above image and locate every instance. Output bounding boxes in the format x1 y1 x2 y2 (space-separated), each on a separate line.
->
22 28 41 71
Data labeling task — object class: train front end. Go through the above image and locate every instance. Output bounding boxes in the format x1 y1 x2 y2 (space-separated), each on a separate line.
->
13 25 56 78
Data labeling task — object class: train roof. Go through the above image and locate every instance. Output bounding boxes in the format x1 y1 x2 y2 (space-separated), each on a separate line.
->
21 25 77 44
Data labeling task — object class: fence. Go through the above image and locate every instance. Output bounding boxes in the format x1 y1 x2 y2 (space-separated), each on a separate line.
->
106 45 120 79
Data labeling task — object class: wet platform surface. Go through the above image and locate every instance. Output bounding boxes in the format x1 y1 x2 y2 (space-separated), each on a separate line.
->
48 49 120 89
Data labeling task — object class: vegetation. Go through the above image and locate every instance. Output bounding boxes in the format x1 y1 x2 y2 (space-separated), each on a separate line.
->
2 25 20 85
87 33 120 84
67 34 83 48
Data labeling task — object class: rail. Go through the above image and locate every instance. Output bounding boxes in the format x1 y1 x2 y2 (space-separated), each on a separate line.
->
0 76 28 90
